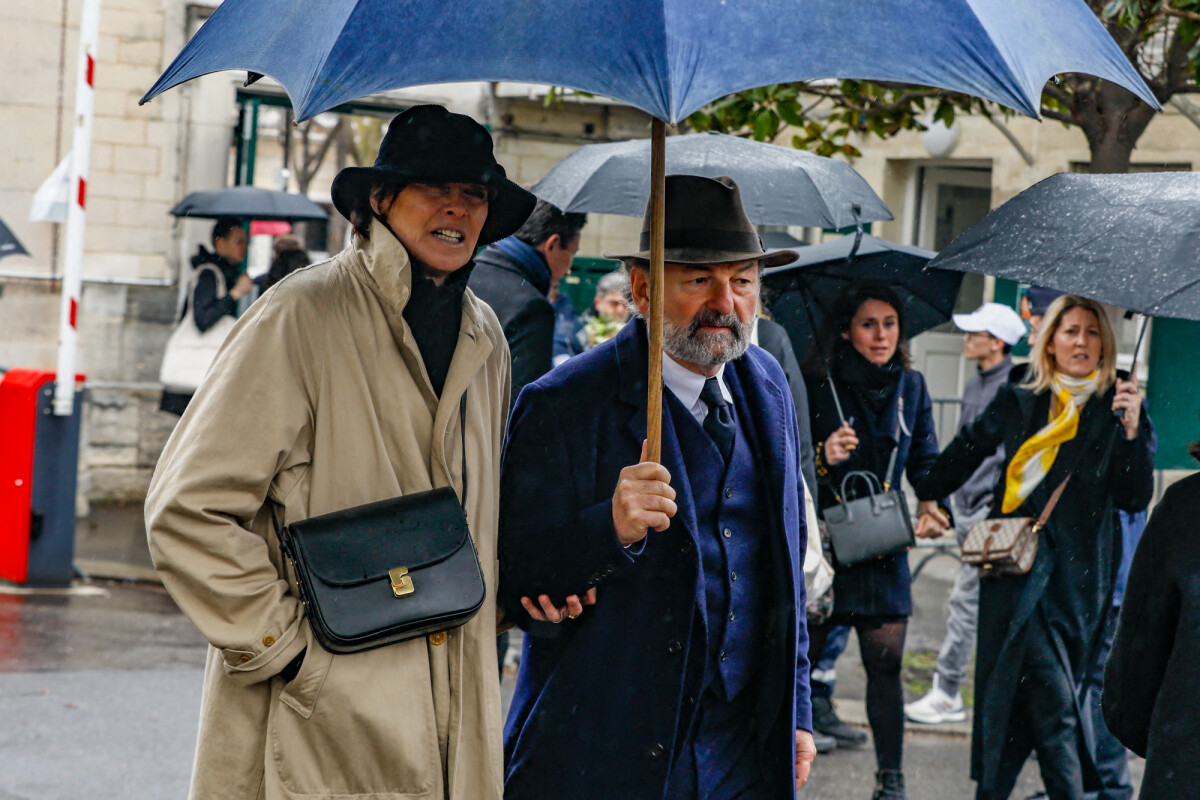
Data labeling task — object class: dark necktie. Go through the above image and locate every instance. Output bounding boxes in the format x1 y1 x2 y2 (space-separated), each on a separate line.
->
700 377 735 462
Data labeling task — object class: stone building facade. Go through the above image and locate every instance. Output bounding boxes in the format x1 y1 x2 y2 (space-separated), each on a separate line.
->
2 0 1195 502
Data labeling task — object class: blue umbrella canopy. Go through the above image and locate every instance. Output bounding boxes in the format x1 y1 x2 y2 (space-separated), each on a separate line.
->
762 235 960 364
140 0 1157 123
532 132 891 230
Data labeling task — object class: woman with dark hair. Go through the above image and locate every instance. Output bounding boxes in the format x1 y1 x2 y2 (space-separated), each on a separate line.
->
258 247 311 294
1103 438 1200 798
145 105 582 800
804 282 947 800
914 294 1153 800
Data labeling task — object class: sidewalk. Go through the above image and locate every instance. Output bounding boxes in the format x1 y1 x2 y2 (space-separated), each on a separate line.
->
0 501 1143 798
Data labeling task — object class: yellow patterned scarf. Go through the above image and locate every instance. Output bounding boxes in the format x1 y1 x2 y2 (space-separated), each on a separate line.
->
1001 370 1100 513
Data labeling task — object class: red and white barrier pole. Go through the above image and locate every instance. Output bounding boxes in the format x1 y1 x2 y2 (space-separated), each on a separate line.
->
54 0 102 416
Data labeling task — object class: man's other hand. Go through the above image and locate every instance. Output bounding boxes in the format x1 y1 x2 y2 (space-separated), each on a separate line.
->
795 729 817 789
520 588 598 623
612 440 677 546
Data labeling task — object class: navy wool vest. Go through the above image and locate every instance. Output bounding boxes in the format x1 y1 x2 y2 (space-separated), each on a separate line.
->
671 395 771 701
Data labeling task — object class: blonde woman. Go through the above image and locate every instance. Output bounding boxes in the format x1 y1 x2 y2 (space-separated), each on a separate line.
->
913 295 1153 800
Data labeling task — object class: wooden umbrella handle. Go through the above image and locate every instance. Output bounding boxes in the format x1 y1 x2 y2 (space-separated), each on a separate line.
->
646 118 667 464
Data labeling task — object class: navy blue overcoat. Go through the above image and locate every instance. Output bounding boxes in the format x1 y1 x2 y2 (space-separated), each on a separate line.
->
498 318 812 800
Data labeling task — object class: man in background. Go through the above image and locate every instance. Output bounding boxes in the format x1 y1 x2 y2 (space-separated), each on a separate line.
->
469 199 586 672
905 302 1026 725
470 199 587 403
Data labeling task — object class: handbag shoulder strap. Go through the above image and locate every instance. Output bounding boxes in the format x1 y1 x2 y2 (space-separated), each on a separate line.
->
1034 473 1071 529
458 393 468 507
882 394 906 491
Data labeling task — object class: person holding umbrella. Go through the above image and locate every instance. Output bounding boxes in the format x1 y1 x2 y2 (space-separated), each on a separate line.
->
159 217 255 415
913 294 1153 800
803 281 947 800
144 105 587 800
498 175 816 799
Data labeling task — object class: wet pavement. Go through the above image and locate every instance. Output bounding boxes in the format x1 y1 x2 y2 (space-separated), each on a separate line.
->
0 503 1142 799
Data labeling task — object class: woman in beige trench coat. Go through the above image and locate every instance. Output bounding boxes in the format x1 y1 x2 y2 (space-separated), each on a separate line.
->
146 105 542 800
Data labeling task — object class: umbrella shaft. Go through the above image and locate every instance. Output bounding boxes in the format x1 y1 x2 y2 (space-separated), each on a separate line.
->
646 119 667 463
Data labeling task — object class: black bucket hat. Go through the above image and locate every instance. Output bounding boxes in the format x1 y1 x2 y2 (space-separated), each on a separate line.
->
604 174 797 268
331 105 536 246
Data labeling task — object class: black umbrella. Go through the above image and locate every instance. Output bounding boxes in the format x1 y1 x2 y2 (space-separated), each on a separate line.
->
531 132 892 230
929 171 1200 369
762 234 962 367
170 186 328 222
0 217 30 261
929 172 1200 321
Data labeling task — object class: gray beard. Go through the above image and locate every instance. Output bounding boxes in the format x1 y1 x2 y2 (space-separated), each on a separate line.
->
662 309 751 367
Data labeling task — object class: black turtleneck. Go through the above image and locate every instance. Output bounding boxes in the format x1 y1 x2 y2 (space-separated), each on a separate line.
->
831 338 904 420
403 260 474 397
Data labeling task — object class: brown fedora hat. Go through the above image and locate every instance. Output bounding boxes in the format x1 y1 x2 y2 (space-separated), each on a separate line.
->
604 174 797 268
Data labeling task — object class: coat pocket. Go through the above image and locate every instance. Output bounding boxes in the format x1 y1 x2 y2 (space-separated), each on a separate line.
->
278 625 333 719
268 638 440 796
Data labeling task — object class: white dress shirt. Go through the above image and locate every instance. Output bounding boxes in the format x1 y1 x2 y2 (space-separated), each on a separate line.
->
661 352 733 423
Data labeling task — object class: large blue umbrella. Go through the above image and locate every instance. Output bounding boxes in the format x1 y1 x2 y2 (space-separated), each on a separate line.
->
138 0 1158 463
139 0 1156 123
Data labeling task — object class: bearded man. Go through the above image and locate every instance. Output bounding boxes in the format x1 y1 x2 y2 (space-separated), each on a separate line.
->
498 175 817 800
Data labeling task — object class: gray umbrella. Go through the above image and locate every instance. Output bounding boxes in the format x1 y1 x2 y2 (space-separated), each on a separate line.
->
170 186 328 222
0 217 30 260
929 172 1200 321
532 132 891 229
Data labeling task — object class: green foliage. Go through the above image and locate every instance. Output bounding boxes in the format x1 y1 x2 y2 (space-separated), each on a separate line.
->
683 2 1200 162
687 80 987 158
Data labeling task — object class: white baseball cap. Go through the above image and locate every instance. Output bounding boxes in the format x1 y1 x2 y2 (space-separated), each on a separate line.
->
952 303 1026 346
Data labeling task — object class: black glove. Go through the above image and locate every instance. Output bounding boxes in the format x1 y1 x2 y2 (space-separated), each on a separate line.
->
279 649 306 682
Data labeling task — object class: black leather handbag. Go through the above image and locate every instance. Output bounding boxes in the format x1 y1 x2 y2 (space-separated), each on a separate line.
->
821 393 915 567
823 470 915 567
276 398 485 654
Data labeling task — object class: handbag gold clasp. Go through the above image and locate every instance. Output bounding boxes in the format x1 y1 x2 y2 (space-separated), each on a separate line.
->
389 567 414 598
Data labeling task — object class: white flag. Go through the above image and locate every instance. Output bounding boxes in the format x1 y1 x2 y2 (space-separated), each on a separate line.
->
30 154 71 223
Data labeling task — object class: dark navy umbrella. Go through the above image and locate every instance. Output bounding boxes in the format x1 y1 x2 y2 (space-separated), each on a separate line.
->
0 217 30 261
532 132 891 230
139 0 1155 124
762 235 961 365
170 186 328 222
929 172 1200 322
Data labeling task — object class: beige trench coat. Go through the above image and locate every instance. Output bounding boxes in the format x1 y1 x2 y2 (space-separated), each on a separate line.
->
146 218 510 800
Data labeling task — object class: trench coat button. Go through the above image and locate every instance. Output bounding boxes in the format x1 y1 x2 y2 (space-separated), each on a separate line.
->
682 694 695 706
262 635 275 647
667 639 682 655
729 611 736 622
719 650 727 662
649 742 666 759
730 571 739 581
429 632 447 646
239 655 252 664
725 488 733 498
722 528 732 539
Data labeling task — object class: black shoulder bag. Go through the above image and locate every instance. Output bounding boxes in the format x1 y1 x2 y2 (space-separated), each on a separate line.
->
822 393 916 567
276 396 486 653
